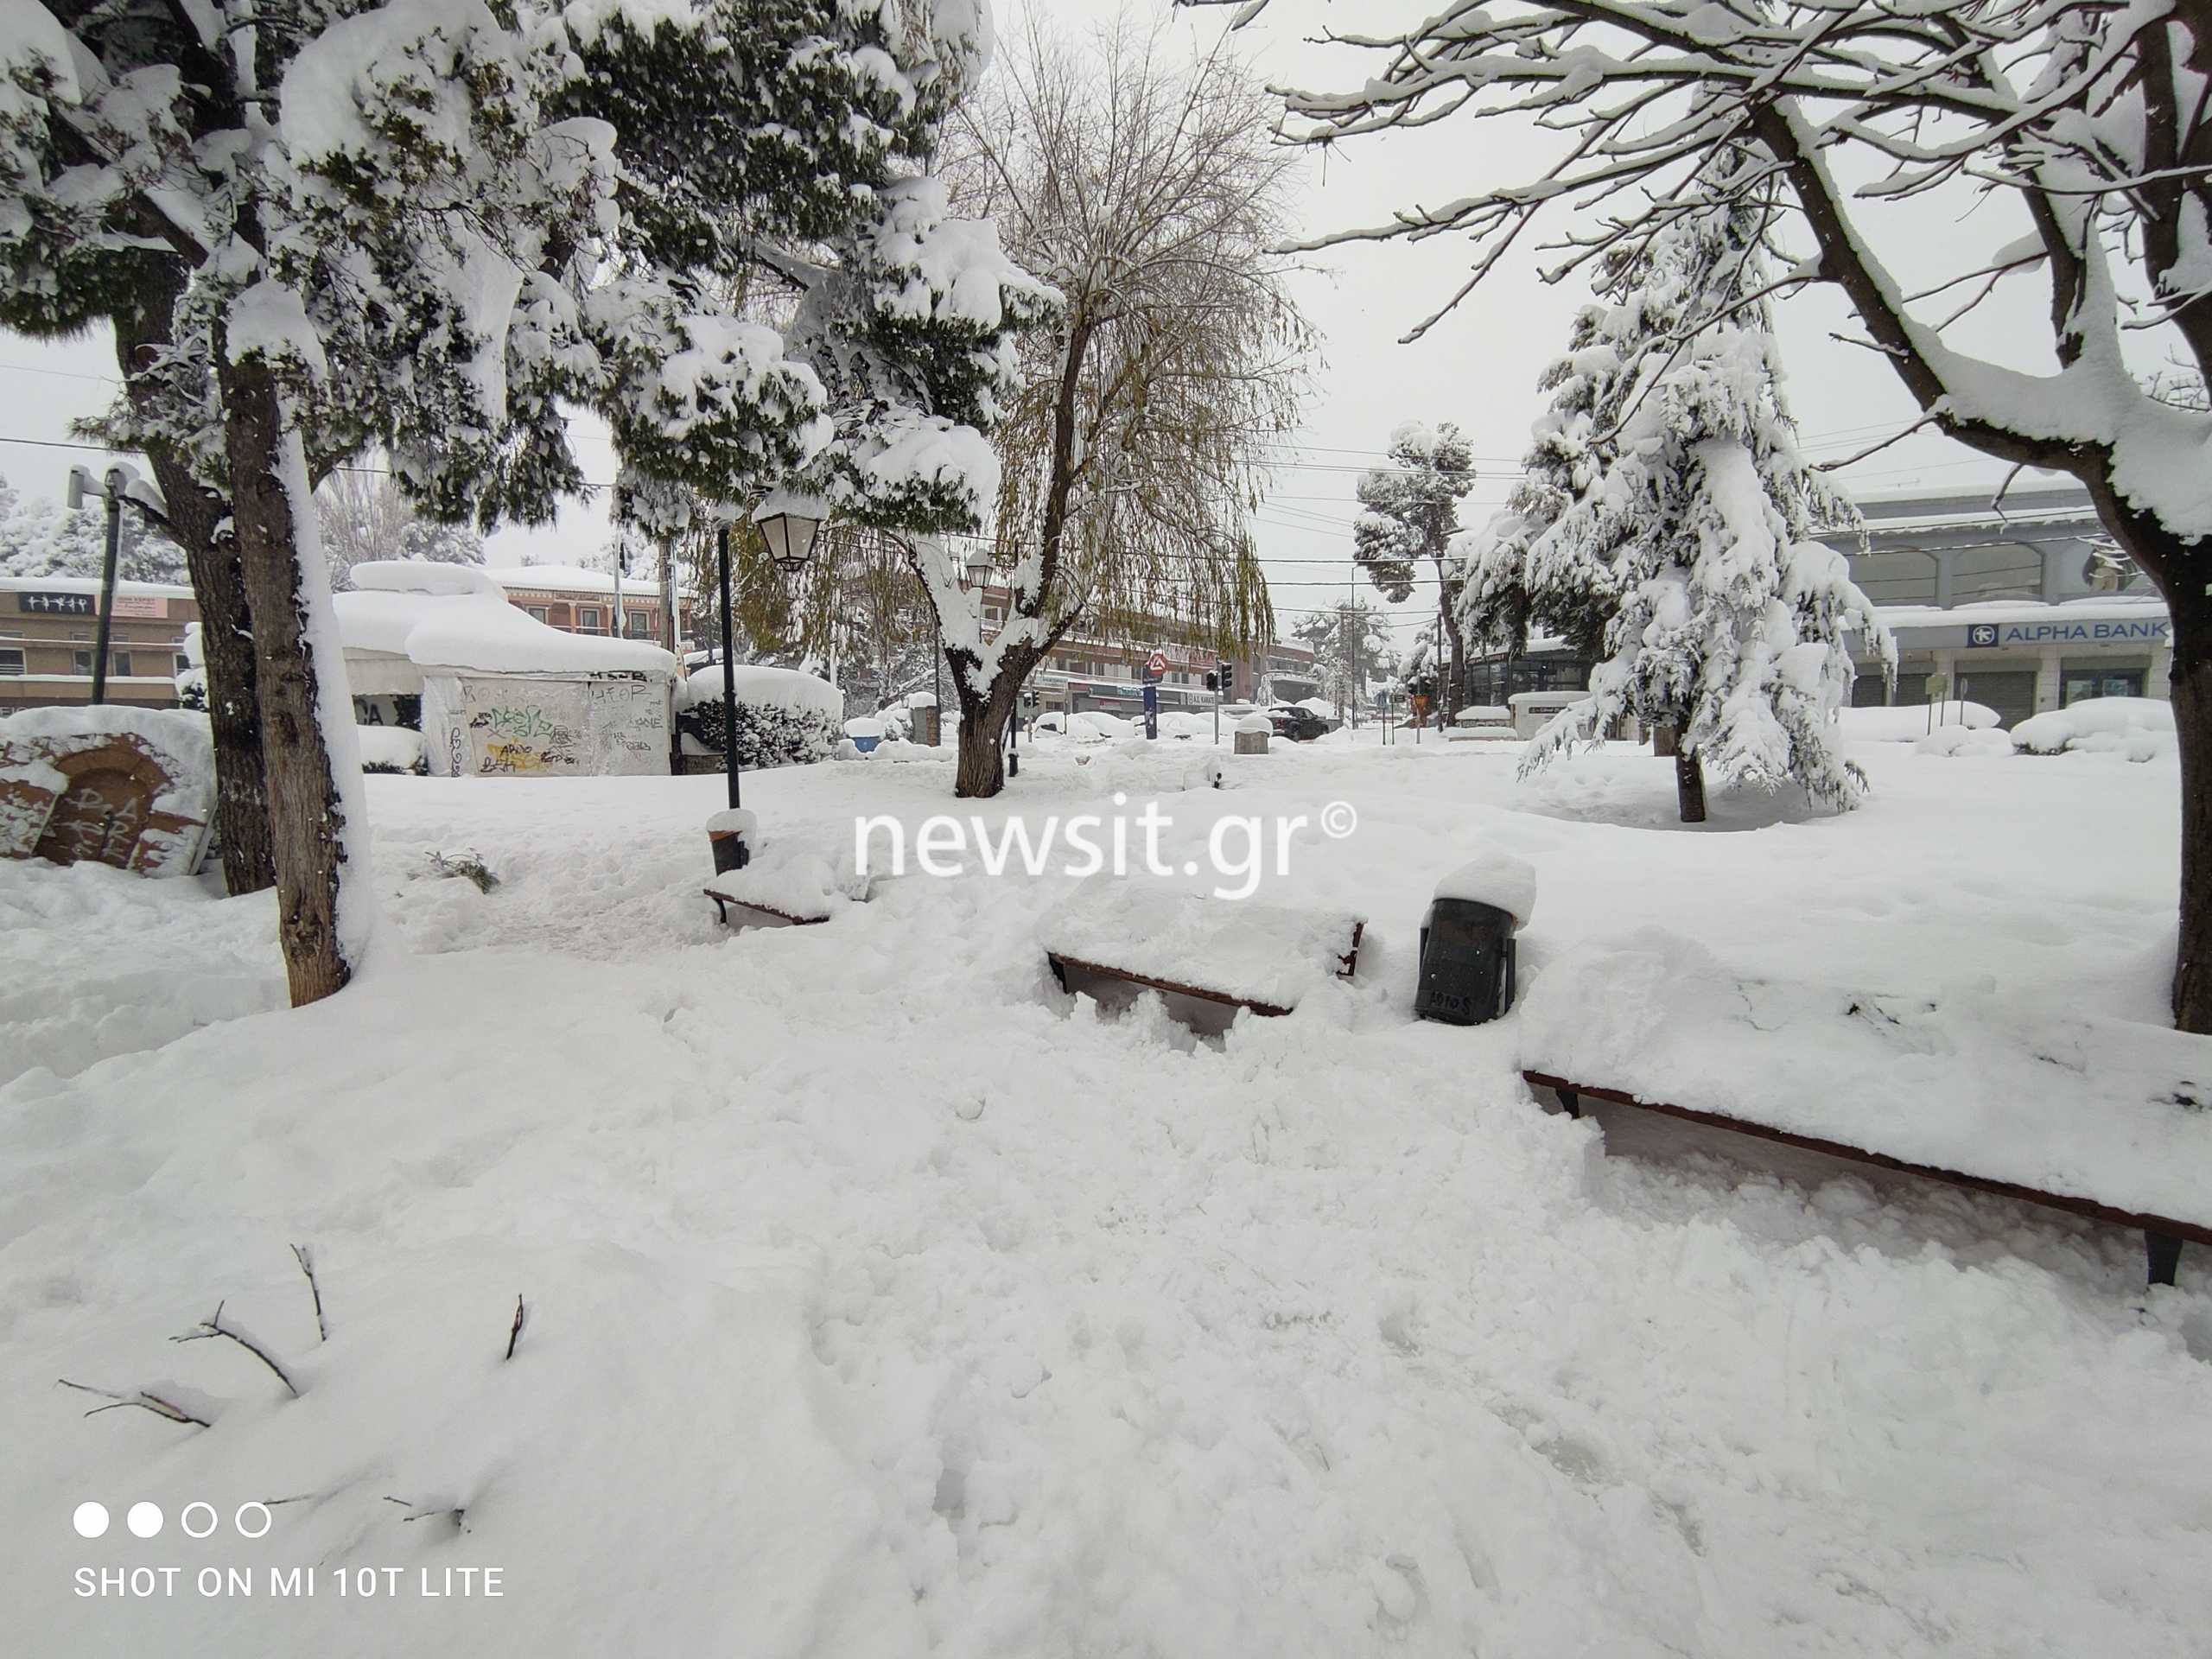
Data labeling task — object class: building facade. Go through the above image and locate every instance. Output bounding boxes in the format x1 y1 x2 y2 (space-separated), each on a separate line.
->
973 583 1318 717
485 565 694 647
0 576 198 713
1838 481 2168 727
1455 479 2170 732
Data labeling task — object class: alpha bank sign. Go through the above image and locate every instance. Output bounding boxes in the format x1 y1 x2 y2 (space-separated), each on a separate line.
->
1963 616 2170 648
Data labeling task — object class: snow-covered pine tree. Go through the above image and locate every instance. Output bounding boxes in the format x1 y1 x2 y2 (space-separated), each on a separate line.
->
0 2 1037 1005
1506 151 1893 823
1452 300 1634 671
1353 422 1474 711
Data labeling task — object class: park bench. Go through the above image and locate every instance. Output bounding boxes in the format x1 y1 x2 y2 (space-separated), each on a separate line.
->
1519 935 2212 1287
702 848 861 931
1041 883 1364 1020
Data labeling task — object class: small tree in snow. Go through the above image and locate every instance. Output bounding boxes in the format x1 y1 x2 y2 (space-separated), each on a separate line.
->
1353 423 1474 713
1495 161 1891 821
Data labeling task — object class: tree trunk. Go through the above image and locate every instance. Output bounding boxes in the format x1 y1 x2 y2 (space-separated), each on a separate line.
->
1435 563 1465 719
2168 585 2212 1033
1675 746 1707 823
953 656 1025 798
112 278 276 895
218 349 356 1006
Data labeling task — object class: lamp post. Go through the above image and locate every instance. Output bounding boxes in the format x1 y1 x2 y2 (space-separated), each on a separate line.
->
708 489 825 843
67 462 165 706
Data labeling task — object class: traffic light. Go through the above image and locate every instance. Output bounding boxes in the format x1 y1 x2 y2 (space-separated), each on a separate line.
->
1204 671 1217 691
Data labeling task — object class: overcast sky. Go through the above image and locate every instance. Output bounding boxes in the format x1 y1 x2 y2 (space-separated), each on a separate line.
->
0 0 2089 659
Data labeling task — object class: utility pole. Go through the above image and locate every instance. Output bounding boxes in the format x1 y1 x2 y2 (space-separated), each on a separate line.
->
67 464 132 707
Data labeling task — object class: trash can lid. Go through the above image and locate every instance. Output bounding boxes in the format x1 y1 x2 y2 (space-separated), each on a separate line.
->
1433 850 1536 932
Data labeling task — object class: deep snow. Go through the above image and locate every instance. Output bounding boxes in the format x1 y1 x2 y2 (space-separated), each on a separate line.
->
3 730 2210 1657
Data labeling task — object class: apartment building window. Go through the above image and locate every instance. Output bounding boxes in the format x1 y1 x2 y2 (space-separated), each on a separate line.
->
525 605 550 622
73 650 132 677
0 647 22 676
626 609 653 638
174 652 193 676
575 606 601 633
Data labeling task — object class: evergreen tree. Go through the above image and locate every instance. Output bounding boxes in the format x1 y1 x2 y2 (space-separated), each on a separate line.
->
1292 599 1391 721
1353 422 1473 709
1466 152 1893 822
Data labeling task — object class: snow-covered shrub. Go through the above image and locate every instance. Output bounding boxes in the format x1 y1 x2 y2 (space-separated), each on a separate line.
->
677 697 841 770
2012 697 2176 760
676 664 842 769
358 727 427 776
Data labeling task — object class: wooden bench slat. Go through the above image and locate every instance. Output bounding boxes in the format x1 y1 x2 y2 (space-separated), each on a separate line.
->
1522 1071 2212 1251
703 888 831 929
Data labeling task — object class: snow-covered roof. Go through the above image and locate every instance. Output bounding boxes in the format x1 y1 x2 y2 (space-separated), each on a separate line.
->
336 562 676 678
0 575 193 599
1869 593 2167 631
486 563 635 597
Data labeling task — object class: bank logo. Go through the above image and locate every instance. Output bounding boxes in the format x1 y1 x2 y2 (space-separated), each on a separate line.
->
1967 623 1999 647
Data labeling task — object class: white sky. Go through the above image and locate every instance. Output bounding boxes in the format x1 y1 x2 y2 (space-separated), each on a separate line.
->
0 0 2095 659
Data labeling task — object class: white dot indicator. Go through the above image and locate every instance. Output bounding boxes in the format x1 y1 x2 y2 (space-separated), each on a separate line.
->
181 1503 218 1539
73 1501 109 1538
127 1501 162 1538
234 1502 272 1539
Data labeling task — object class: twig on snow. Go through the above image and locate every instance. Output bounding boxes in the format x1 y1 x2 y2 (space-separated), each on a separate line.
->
291 1243 327 1343
172 1300 300 1397
56 1377 212 1428
505 1294 526 1362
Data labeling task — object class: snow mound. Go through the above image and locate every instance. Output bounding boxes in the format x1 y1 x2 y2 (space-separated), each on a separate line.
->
1838 701 1999 742
336 580 675 677
846 717 886 740
1520 931 2212 1225
681 664 843 721
357 725 426 772
1068 710 1134 743
352 559 505 599
1916 725 2017 759
1433 851 1537 931
1040 882 1363 1010
2013 696 2176 759
1235 713 1272 734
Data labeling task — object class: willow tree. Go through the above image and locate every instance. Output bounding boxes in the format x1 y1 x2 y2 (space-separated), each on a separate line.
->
937 13 1310 795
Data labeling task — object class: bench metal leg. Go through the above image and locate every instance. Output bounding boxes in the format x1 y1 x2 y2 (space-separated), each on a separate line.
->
1557 1086 1580 1121
2147 1231 2183 1287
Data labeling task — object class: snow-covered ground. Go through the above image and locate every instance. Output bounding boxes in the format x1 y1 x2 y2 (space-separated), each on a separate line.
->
5 731 2210 1656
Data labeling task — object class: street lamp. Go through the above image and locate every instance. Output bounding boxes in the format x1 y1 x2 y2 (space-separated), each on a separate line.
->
753 489 825 575
711 493 827 875
67 461 167 707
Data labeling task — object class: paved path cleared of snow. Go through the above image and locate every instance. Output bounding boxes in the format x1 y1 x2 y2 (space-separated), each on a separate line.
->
3 733 2209 1656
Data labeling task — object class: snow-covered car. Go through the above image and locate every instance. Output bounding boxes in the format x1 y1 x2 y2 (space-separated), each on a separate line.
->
1269 705 1332 742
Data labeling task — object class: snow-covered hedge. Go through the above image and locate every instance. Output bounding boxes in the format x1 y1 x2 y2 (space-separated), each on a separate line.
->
676 664 844 769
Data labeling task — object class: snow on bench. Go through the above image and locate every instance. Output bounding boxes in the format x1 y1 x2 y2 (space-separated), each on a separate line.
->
1519 931 2212 1284
1040 882 1364 1018
703 850 858 930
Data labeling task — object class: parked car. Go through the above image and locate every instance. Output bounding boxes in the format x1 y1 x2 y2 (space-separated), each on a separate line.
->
1269 705 1332 742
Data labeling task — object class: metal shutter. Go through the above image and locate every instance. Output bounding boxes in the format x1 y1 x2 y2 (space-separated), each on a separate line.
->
1958 669 2037 728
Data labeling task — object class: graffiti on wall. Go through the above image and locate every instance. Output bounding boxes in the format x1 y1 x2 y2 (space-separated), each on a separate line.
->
429 674 669 777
